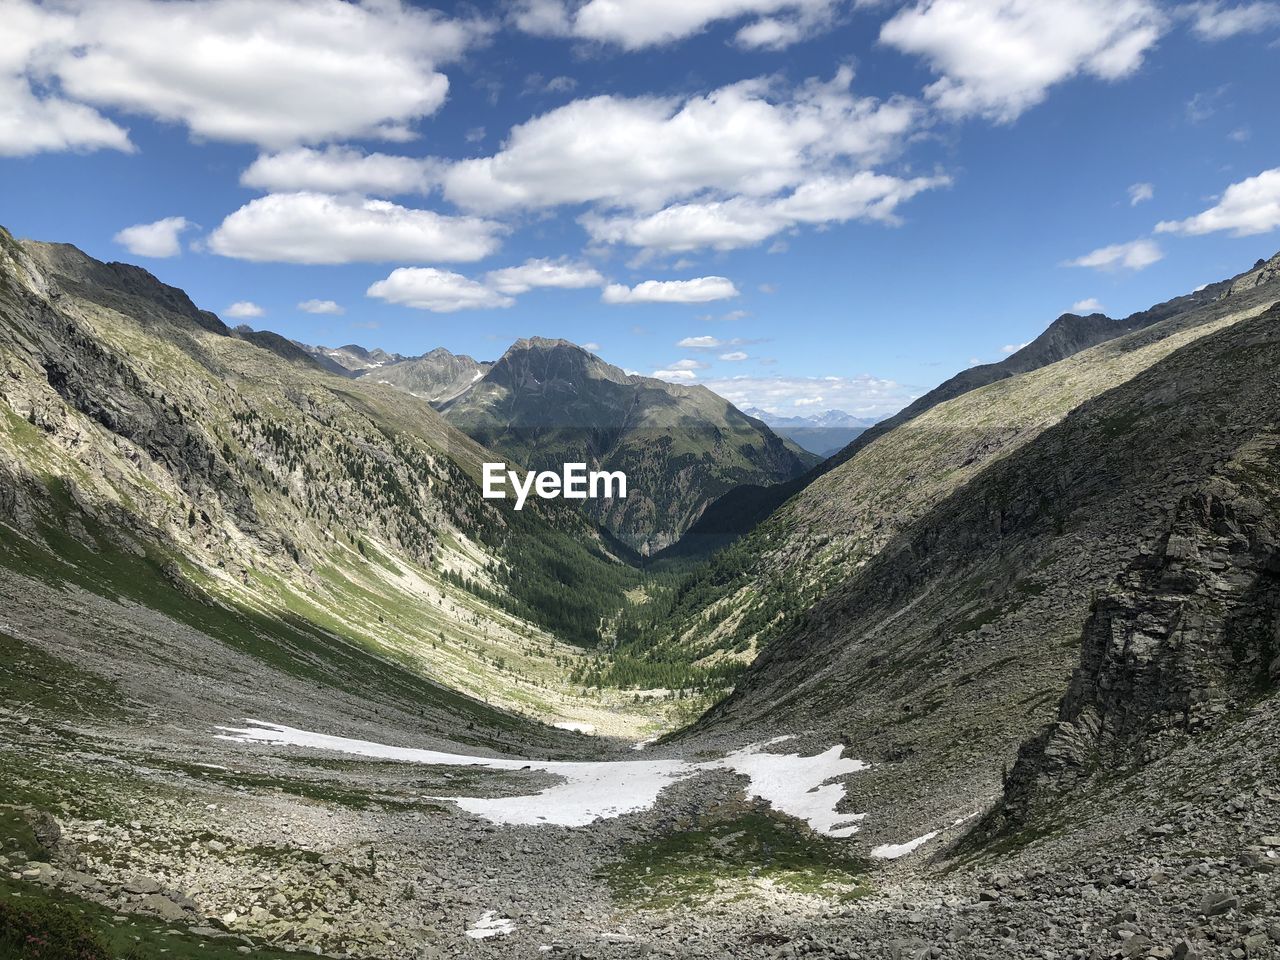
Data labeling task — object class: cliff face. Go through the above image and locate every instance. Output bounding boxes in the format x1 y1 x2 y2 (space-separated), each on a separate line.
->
999 468 1280 823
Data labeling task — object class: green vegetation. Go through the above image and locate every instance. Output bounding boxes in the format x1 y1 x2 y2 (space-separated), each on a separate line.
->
602 809 871 909
0 878 316 960
0 632 128 722
0 479 532 742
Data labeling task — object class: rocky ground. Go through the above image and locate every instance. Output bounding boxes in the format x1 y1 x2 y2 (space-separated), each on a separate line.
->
4 676 1277 960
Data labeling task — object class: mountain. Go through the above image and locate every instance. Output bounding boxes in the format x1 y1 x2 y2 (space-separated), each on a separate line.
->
364 346 493 404
437 337 818 553
0 225 667 746
692 289 1280 881
296 341 407 375
614 250 1280 691
4 227 1278 960
666 269 1246 557
742 406 879 456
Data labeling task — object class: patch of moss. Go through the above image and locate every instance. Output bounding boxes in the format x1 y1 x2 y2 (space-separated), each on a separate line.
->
602 810 871 909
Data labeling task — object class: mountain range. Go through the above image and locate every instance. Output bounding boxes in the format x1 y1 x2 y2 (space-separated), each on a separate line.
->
741 406 879 456
297 335 816 553
2 226 1278 960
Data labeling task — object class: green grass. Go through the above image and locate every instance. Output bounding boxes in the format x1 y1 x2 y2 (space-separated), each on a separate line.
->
0 876 324 960
601 810 871 909
0 633 129 722
0 479 538 744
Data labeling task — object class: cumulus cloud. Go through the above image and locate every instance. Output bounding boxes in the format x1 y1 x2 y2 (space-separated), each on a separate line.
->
241 147 439 195
485 258 605 294
668 358 710 370
367 268 515 313
208 192 504 265
602 277 740 304
298 299 344 315
700 374 914 417
514 0 839 49
652 368 699 382
1183 1 1280 39
1128 182 1154 205
1063 238 1163 271
0 2 133 156
880 0 1165 122
225 301 264 318
113 216 191 257
584 172 949 251
442 68 922 215
58 0 482 149
1071 297 1104 312
679 336 727 349
720 351 750 361
999 341 1030 353
1155 168 1280 237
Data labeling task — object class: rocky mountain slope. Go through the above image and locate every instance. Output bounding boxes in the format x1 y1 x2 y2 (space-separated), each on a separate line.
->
669 266 1250 556
0 225 666 739
695 297 1280 876
437 336 816 553
363 347 492 404
630 252 1280 685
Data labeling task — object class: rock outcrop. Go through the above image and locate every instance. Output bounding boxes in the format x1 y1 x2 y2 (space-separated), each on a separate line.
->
998 469 1280 823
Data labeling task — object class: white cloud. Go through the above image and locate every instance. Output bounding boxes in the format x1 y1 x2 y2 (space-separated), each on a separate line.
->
880 0 1165 122
241 147 438 195
208 192 504 265
584 172 948 251
652 368 699 382
1071 297 1104 312
1184 1 1280 39
668 358 710 370
225 301 264 318
1128 182 1154 205
515 0 839 49
1063 238 1163 271
31 0 484 150
485 258 605 294
298 299 344 315
720 351 750 361
442 68 923 215
700 373 914 417
581 341 601 351
0 2 133 156
602 277 740 304
113 216 191 257
678 336 727 349
367 268 515 313
999 341 1030 353
1154 168 1280 237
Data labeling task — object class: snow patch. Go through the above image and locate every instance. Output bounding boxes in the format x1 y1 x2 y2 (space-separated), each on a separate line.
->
870 830 939 860
553 722 596 734
465 911 515 939
215 721 867 835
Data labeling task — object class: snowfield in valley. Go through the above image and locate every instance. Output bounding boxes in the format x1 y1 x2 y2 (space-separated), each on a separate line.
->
215 721 868 836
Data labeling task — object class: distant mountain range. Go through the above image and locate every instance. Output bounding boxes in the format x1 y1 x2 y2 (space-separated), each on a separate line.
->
288 337 815 553
741 407 879 457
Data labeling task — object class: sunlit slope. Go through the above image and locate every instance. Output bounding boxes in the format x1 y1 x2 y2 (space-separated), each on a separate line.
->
634 251 1280 672
0 228 662 740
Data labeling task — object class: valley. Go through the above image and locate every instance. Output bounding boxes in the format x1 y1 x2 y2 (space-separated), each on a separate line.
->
2 228 1278 960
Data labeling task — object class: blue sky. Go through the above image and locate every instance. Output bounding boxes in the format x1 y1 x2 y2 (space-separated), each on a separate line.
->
3 0 1279 417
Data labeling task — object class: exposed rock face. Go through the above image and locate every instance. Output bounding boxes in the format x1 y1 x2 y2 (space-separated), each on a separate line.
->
999 470 1280 823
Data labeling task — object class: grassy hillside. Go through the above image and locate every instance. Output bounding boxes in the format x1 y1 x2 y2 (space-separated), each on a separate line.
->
0 227 672 741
